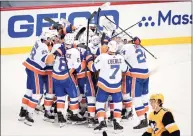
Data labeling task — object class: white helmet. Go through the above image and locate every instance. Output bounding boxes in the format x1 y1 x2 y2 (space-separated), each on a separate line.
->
64 33 75 45
108 40 118 53
40 30 58 41
90 35 100 46
78 32 87 44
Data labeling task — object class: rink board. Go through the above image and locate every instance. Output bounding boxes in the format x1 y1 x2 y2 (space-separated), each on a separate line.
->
1 1 192 55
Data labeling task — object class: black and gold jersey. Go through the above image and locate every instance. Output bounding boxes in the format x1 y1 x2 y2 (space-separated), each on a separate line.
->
144 108 180 136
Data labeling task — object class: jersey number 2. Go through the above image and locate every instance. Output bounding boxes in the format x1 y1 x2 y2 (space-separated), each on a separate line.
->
135 48 146 63
110 65 120 79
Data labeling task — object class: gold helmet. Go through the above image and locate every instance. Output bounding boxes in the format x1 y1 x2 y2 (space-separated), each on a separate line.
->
150 93 164 104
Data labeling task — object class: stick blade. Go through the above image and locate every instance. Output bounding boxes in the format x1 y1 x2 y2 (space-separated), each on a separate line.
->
60 18 71 25
100 2 111 10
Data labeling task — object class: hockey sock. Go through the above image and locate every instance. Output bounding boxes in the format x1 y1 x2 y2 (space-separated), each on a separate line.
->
22 89 32 110
113 102 122 123
87 96 96 118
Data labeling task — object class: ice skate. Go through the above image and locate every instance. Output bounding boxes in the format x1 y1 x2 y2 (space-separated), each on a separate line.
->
24 112 34 126
70 114 87 125
133 118 148 129
57 112 66 128
113 119 123 134
94 120 107 133
18 107 27 121
43 110 55 123
88 117 98 128
122 109 133 120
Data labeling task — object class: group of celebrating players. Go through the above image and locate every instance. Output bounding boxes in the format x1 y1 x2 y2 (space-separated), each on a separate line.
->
18 6 180 136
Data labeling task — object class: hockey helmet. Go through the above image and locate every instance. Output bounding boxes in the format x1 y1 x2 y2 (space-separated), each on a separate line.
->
108 40 118 53
64 33 75 45
150 93 164 104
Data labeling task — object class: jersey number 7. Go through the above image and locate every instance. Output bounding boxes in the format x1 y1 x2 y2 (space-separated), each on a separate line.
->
135 48 146 63
110 65 120 79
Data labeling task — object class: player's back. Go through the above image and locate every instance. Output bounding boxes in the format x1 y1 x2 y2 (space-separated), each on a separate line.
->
96 53 128 93
53 47 81 80
121 44 148 69
120 44 149 78
23 40 49 75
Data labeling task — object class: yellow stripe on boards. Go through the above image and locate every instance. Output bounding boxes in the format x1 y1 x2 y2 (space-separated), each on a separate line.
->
1 46 32 55
0 36 192 55
142 36 192 46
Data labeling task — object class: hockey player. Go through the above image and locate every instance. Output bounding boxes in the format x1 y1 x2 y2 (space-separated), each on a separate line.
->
18 30 55 126
52 33 86 127
43 30 60 122
74 33 98 127
86 40 128 133
142 93 180 136
120 38 149 129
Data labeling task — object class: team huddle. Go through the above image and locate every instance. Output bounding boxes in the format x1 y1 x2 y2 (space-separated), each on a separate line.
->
18 6 180 136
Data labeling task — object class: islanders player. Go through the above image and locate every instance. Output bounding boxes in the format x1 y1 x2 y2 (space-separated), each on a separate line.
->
18 30 55 126
52 33 86 127
142 93 180 136
120 39 149 129
86 41 128 133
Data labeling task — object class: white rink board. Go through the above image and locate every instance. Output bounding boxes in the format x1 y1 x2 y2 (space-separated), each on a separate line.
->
1 2 192 48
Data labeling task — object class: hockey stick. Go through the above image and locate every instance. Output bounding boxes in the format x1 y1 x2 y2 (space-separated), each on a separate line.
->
44 17 59 25
110 20 142 39
96 2 111 34
84 11 97 93
105 15 157 59
60 18 71 25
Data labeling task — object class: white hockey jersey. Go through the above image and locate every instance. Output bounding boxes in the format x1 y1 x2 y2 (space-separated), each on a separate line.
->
120 44 149 79
23 40 50 75
52 47 81 80
88 53 128 93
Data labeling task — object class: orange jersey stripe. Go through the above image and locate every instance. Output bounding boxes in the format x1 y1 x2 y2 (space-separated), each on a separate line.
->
34 73 40 94
22 97 29 105
136 109 145 116
97 82 121 93
44 99 53 106
70 104 79 110
23 61 46 75
28 101 37 109
131 78 136 98
126 71 149 79
97 111 105 118
57 102 65 109
114 112 121 118
122 74 127 94
48 74 53 94
124 101 132 108
76 71 91 78
52 73 69 80
88 107 96 113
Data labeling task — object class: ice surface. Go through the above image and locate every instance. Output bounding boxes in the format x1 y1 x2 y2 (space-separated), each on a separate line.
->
1 44 191 136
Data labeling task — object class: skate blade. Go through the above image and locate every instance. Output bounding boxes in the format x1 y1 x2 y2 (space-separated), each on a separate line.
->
18 117 25 121
93 128 108 134
114 129 124 134
71 120 87 125
59 123 66 128
24 120 33 126
88 123 96 128
43 117 55 123
66 120 72 124
133 127 147 133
